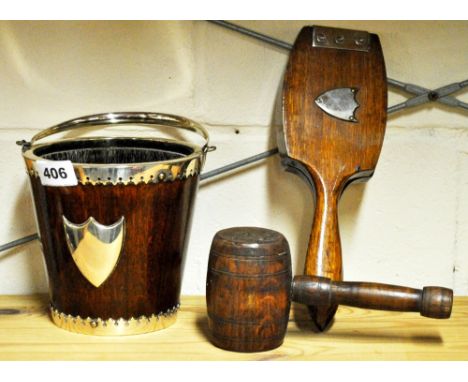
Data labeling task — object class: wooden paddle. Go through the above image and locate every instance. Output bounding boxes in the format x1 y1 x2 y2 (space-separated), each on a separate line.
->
281 26 387 331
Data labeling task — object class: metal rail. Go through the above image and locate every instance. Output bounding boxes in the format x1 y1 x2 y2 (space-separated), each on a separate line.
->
208 20 294 50
200 147 279 181
0 234 39 253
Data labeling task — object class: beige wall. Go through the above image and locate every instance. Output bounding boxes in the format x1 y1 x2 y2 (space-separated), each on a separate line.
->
0 20 467 295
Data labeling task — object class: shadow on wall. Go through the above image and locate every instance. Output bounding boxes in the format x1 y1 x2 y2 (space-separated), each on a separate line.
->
0 179 48 293
0 20 196 126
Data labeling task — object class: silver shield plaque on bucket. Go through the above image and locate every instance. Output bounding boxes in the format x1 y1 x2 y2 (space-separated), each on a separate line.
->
63 216 125 288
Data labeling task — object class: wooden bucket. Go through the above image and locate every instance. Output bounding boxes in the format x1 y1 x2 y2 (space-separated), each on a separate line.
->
20 112 210 335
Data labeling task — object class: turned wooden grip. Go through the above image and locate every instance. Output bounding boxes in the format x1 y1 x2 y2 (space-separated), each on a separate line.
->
292 275 453 319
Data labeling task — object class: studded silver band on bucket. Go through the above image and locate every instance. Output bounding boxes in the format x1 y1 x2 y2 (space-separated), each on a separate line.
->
24 137 204 185
49 304 179 336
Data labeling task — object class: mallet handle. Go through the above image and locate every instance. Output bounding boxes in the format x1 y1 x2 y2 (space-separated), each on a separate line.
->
292 275 453 319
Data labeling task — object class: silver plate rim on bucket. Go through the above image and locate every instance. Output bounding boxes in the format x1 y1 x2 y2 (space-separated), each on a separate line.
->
20 112 212 186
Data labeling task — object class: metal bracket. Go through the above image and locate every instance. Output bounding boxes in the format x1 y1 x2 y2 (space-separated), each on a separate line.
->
387 79 468 113
312 26 370 52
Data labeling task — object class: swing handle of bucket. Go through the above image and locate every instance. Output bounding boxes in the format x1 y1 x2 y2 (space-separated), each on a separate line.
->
17 112 214 154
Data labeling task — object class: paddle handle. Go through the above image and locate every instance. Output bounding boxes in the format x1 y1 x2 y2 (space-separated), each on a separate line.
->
305 187 342 279
292 275 453 319
304 185 342 329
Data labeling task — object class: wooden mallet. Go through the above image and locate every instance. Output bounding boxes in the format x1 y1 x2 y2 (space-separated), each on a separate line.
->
206 227 452 352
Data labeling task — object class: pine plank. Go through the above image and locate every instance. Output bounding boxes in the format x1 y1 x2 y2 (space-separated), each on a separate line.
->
0 294 467 360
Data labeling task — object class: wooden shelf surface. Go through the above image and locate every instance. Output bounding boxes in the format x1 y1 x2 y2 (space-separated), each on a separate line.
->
0 294 467 360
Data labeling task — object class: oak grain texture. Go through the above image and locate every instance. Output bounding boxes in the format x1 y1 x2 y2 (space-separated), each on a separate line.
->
206 227 291 352
281 26 387 330
0 294 466 361
292 275 453 319
29 176 199 319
